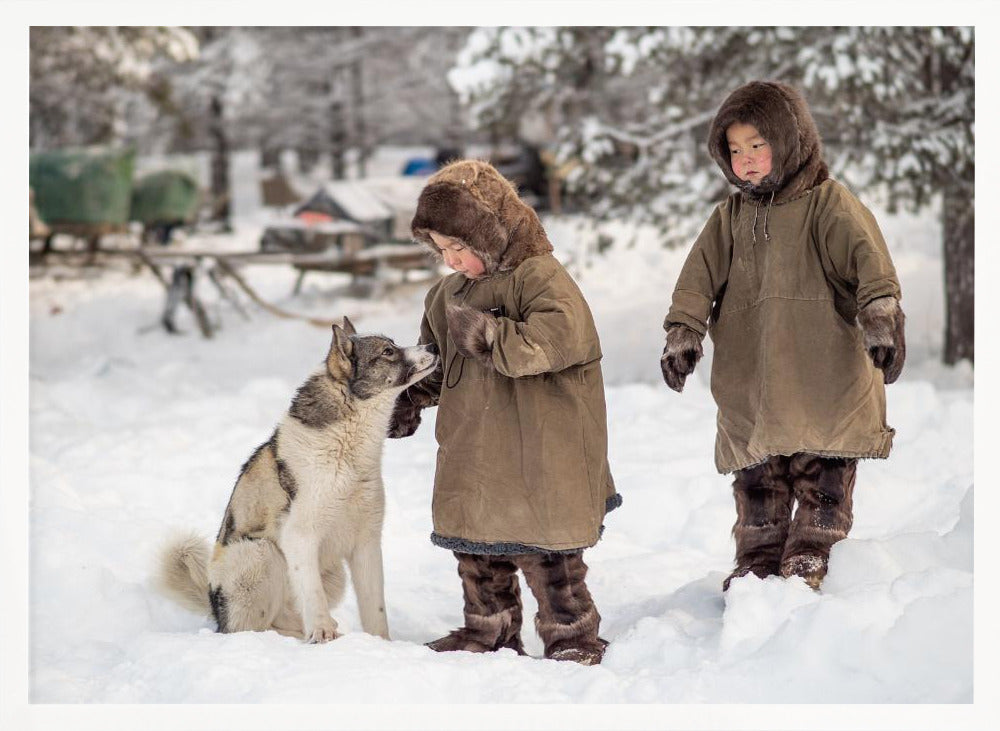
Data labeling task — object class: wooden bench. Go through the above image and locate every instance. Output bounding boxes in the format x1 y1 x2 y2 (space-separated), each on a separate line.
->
129 245 437 338
290 243 435 294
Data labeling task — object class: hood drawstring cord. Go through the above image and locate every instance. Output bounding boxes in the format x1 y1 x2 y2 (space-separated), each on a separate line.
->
445 350 465 389
751 189 777 244
763 190 775 242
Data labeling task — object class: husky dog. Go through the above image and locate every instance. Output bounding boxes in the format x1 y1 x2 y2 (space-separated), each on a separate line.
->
157 318 439 643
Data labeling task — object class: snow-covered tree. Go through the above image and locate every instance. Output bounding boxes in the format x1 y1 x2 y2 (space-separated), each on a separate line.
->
149 27 470 180
361 27 470 147
799 27 974 364
255 27 469 176
450 27 632 143
152 27 271 226
452 26 974 365
33 27 471 174
30 26 198 149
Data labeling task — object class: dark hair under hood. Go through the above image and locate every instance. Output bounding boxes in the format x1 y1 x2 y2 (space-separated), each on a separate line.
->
708 81 830 204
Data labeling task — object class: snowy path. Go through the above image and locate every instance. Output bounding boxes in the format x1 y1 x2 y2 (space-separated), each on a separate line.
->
28 247 972 704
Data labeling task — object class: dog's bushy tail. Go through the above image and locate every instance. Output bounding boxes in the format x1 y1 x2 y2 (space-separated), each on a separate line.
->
156 531 211 615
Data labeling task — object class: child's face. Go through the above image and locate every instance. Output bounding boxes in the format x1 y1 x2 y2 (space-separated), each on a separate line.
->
726 122 772 185
429 231 486 279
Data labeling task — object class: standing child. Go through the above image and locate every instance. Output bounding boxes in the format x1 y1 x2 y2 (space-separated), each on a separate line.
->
389 159 620 665
660 81 906 590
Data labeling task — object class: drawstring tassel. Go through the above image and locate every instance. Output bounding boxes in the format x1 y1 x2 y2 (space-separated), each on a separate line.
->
752 200 760 244
763 190 775 242
444 278 478 389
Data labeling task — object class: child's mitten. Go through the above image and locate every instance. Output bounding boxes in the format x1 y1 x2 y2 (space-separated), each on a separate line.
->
661 324 703 392
446 303 498 369
857 296 906 384
387 361 442 438
388 396 423 438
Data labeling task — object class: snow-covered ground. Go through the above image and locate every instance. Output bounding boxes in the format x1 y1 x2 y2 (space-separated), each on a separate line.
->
19 151 974 722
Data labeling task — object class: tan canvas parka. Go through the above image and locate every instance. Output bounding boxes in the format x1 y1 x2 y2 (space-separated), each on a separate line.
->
665 82 902 474
407 160 618 554
418 258 616 552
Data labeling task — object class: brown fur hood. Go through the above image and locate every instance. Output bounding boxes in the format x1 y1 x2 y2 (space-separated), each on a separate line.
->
708 81 829 203
410 159 553 277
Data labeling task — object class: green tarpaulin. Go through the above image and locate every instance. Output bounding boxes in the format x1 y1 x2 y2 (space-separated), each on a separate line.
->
29 147 135 225
130 170 201 224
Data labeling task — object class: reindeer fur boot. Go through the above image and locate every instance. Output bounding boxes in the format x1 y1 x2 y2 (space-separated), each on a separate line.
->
426 552 526 655
724 456 795 591
518 552 608 666
780 455 856 589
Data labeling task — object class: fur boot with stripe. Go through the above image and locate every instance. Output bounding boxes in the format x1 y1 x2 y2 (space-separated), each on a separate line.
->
427 551 607 665
725 454 856 591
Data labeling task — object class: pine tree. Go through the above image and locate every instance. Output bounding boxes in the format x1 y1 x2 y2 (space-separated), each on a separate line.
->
452 26 974 365
800 28 974 364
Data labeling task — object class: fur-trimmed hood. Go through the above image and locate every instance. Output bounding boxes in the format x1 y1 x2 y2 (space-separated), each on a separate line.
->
708 81 829 203
410 159 553 277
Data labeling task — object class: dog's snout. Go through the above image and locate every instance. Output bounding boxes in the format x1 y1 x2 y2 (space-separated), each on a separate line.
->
425 343 439 356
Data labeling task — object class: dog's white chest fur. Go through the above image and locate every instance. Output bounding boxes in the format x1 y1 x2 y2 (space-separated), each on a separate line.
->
276 392 394 544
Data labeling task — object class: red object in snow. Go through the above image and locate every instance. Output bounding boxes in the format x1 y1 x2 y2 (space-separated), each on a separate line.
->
296 210 334 226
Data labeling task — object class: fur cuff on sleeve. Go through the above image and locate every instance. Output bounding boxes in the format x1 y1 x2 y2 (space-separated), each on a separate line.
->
663 323 704 355
387 398 422 438
660 324 704 392
857 296 906 384
446 304 498 370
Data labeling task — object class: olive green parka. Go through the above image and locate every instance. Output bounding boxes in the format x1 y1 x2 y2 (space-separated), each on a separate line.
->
406 160 618 554
664 82 902 474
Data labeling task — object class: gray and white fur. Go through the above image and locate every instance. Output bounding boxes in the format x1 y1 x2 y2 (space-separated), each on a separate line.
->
660 324 704 392
857 295 906 384
157 317 439 643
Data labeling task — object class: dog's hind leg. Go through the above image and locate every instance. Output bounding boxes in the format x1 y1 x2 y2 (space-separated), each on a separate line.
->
348 538 390 639
271 602 305 639
208 539 286 633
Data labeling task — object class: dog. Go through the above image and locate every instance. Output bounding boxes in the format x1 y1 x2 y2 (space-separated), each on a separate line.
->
157 317 439 643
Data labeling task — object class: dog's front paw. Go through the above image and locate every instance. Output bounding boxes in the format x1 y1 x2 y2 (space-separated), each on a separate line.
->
306 616 341 644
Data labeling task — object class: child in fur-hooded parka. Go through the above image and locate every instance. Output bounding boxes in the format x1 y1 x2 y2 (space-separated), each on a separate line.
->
389 159 619 665
660 81 906 591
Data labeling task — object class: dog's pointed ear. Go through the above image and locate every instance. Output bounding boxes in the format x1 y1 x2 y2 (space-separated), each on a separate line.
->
342 316 357 336
327 324 354 379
